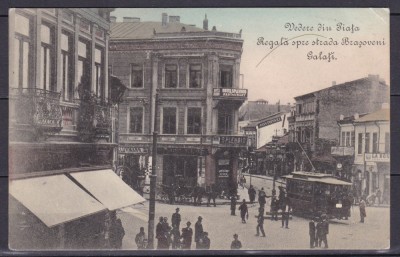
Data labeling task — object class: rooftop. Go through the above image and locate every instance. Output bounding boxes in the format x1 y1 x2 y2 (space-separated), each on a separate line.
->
354 108 389 123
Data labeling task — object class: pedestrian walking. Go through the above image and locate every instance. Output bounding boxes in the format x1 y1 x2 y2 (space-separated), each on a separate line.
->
248 185 256 203
309 217 317 248
230 234 242 249
135 227 147 249
238 199 249 223
255 208 266 237
172 208 181 230
192 184 200 206
376 188 382 205
169 183 176 204
181 221 193 249
359 199 367 223
195 216 204 249
317 214 329 248
258 188 266 209
156 217 167 249
230 194 237 216
281 199 290 229
270 196 278 221
206 184 217 207
110 218 125 249
197 231 210 249
170 224 181 249
316 217 323 247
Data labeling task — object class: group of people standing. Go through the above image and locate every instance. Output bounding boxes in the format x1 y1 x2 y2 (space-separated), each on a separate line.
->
309 214 330 248
154 208 210 250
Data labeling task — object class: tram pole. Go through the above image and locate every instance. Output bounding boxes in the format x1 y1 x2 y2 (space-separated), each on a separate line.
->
147 92 158 249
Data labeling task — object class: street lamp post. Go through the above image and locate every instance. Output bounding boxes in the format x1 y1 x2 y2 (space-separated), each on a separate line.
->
147 92 159 249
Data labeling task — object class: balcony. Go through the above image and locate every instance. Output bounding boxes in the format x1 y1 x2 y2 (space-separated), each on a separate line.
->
213 88 248 109
331 146 355 156
10 88 62 140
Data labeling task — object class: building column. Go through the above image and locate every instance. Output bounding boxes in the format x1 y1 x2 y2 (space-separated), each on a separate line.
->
35 9 42 88
56 10 63 93
151 54 158 133
104 32 109 100
73 15 80 98
91 23 97 93
233 58 240 88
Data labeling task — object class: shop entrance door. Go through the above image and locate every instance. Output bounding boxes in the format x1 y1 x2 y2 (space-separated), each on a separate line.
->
163 155 198 187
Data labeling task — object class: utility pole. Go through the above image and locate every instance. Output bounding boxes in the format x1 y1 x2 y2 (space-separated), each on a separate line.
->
147 92 158 249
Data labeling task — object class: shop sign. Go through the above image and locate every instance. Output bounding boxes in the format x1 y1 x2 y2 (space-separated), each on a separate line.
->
157 147 208 156
331 146 355 156
217 169 230 178
217 136 247 146
119 146 148 154
258 116 282 129
213 88 248 97
365 153 390 162
218 159 230 165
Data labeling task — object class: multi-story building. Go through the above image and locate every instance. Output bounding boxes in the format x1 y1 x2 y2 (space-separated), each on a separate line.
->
9 8 143 249
352 106 390 199
290 75 389 172
109 14 247 192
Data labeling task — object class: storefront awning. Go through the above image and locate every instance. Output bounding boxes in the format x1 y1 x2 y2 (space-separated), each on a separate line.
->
70 169 146 211
9 175 106 228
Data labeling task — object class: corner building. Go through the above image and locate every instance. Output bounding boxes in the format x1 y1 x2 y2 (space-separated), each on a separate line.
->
109 14 247 192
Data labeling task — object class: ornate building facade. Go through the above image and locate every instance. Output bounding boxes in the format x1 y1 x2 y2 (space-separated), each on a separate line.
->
109 14 248 192
9 8 142 250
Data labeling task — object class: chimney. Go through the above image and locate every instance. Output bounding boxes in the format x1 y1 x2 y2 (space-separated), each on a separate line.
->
123 17 140 22
169 16 180 23
162 13 168 26
203 14 208 30
339 114 344 120
212 26 217 31
332 81 336 86
110 16 117 23
381 103 389 109
354 113 359 120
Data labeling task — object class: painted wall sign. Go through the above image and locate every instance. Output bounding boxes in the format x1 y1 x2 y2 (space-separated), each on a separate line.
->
258 116 282 129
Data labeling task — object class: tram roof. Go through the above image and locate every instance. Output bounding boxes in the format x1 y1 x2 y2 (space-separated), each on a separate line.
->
282 171 352 186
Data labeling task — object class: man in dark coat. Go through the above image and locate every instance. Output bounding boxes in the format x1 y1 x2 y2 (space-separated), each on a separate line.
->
281 199 290 229
206 184 217 207
172 208 181 230
195 216 204 248
309 217 317 248
156 217 167 249
270 196 278 221
376 188 382 205
181 221 193 249
248 185 256 203
230 234 242 249
238 199 249 223
110 218 125 249
230 195 237 215
359 199 367 223
318 214 329 248
255 208 266 237
258 188 267 209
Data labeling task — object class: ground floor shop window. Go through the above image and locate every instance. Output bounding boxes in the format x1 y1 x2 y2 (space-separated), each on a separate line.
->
163 155 198 187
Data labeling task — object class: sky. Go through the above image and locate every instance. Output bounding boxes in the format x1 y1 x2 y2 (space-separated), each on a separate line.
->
111 8 389 104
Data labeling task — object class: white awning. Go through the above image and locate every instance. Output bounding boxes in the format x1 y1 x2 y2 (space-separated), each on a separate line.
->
120 206 149 222
70 169 146 211
9 175 106 228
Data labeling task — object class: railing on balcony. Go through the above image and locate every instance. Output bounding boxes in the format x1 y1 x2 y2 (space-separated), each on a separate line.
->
10 88 62 138
212 88 248 99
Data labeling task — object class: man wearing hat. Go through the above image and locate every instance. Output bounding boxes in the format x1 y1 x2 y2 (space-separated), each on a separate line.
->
181 221 193 249
230 234 242 249
309 217 317 248
195 216 204 248
172 207 181 230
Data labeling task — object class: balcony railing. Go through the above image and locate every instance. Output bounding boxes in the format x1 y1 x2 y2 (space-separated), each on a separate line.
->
119 133 248 147
10 88 63 137
212 88 248 99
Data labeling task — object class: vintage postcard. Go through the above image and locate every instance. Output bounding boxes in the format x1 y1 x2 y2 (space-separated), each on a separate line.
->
9 8 390 251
